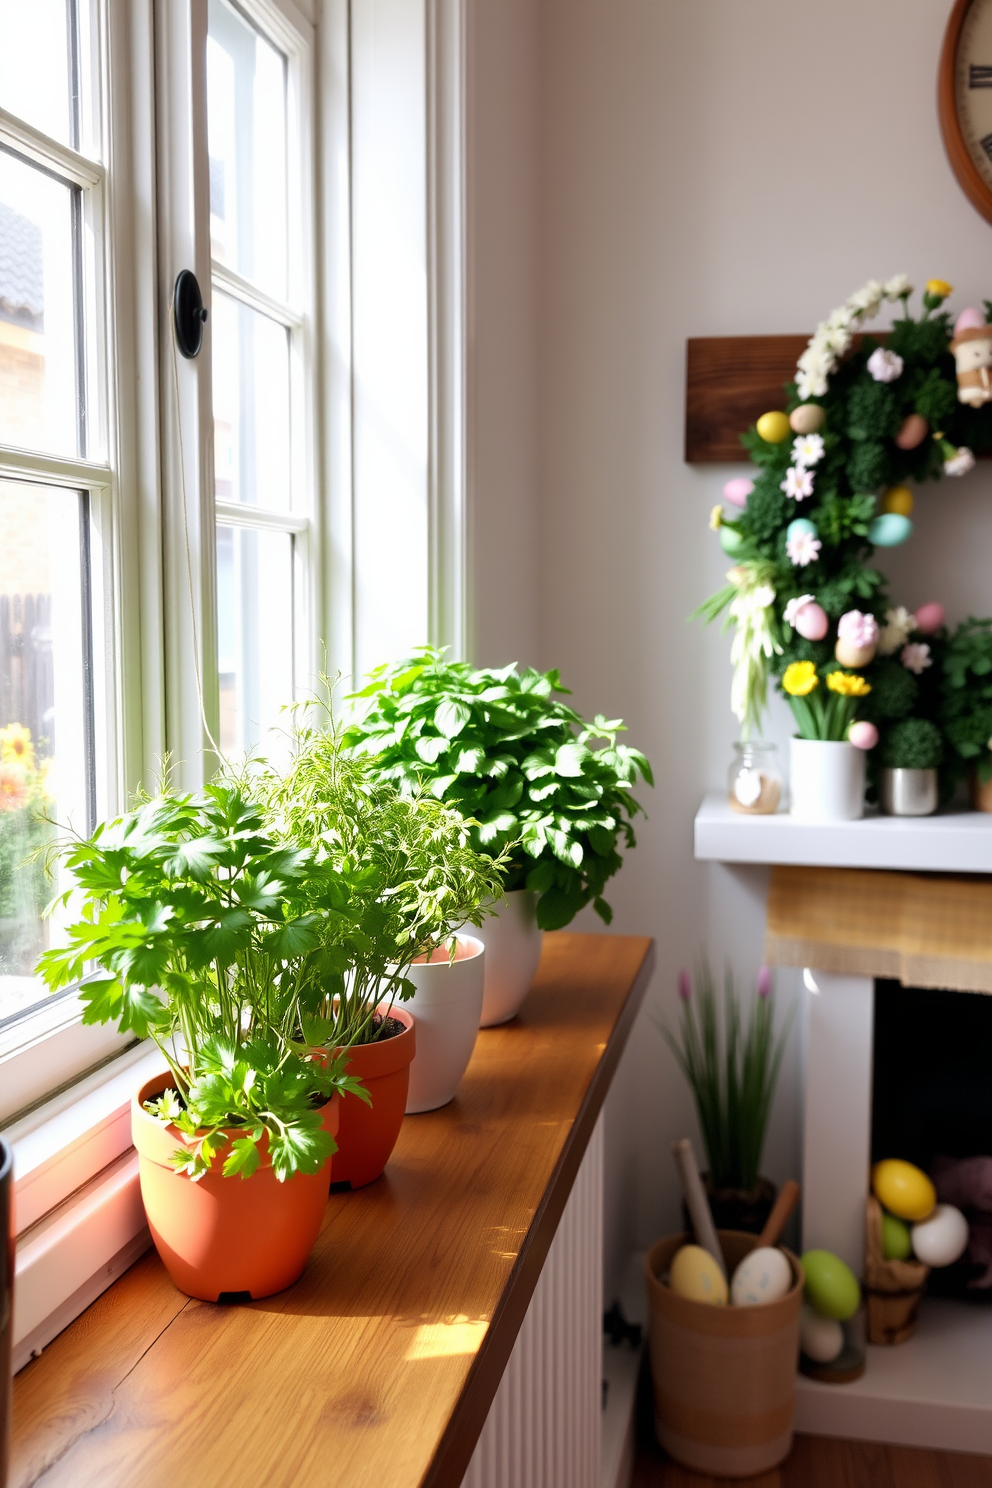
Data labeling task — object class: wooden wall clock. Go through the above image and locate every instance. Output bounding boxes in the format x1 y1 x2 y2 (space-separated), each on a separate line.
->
939 0 992 225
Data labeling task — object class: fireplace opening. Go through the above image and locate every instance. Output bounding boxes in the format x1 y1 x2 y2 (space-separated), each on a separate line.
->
872 978 992 1299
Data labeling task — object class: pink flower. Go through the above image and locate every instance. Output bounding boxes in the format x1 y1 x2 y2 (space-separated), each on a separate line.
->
867 347 904 383
757 965 772 999
783 594 816 626
787 531 822 566
849 720 879 750
781 466 814 501
901 641 932 675
838 610 879 649
678 969 691 1002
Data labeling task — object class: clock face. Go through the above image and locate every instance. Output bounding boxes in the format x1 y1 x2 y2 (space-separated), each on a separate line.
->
955 0 992 193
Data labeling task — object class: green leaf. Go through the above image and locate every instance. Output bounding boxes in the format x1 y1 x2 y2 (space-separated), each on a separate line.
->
223 1136 262 1180
525 861 555 893
434 699 472 738
554 742 588 777
415 734 450 763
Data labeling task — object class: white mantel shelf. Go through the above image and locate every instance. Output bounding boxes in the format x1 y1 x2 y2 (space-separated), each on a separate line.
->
694 794 992 874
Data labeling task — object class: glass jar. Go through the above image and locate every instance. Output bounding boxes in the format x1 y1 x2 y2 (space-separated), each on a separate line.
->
727 741 782 815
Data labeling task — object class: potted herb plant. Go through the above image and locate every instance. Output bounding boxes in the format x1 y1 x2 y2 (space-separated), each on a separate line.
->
259 722 506 1175
878 718 942 816
341 649 653 1026
780 661 874 821
661 965 794 1234
939 618 992 810
36 782 366 1301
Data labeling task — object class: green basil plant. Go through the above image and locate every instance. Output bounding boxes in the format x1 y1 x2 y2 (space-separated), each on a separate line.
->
341 649 653 931
37 782 368 1182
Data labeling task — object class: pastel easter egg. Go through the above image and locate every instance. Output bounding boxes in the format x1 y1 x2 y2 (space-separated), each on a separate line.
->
801 1250 861 1321
872 1159 936 1222
790 403 826 434
868 513 913 547
730 1247 793 1307
882 485 914 516
915 602 945 635
795 602 829 641
723 477 753 508
720 525 744 555
911 1204 969 1268
955 306 987 335
849 720 879 750
756 410 791 444
786 518 818 541
799 1303 844 1364
894 414 928 450
881 1212 913 1260
835 637 876 668
669 1245 728 1306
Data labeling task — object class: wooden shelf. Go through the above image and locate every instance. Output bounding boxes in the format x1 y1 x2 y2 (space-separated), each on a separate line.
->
694 793 992 874
11 931 654 1488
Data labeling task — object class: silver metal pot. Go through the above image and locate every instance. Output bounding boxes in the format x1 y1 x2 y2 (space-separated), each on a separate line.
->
879 767 938 816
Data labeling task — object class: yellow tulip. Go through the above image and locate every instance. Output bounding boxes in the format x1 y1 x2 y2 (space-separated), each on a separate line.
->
827 671 871 698
926 279 953 300
782 661 819 697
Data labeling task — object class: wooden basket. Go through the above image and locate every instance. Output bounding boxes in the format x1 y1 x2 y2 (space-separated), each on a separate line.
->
864 1195 929 1345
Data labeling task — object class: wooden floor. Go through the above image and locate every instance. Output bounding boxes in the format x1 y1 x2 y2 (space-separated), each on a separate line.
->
633 1431 992 1487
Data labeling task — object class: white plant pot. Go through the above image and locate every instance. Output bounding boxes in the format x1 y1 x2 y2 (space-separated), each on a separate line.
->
789 738 865 822
472 890 544 1027
403 936 485 1113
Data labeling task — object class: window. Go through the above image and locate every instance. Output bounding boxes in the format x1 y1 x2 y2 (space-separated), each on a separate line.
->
207 0 312 756
0 0 122 1090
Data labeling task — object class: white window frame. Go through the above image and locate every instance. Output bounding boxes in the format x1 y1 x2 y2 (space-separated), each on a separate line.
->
5 0 470 1373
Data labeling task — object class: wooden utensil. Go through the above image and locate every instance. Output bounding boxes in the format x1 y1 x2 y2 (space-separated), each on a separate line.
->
672 1138 726 1277
757 1179 800 1249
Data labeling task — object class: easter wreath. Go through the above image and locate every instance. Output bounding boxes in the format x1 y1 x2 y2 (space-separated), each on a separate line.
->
699 275 992 797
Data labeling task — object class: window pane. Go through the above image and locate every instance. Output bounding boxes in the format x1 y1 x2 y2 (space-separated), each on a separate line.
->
0 0 75 148
212 291 291 510
207 0 288 301
0 480 92 1022
217 524 293 757
0 149 81 458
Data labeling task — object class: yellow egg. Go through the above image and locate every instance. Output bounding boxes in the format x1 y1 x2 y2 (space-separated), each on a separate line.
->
756 410 791 444
669 1244 729 1306
872 1159 936 1222
882 485 914 517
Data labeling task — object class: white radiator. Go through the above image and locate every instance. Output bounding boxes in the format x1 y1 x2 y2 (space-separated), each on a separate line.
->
461 1114 604 1488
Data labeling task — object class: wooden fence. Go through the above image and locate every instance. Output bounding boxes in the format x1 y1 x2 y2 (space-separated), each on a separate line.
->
0 593 53 752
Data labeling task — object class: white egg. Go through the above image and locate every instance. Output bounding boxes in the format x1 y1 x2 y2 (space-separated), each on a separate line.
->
800 1303 844 1363
730 1246 792 1307
911 1204 969 1268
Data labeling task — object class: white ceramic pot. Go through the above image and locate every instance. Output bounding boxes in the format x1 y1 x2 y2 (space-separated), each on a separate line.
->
789 738 865 822
403 936 485 1113
472 890 544 1027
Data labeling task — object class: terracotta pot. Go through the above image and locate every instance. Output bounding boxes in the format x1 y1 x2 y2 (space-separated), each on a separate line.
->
969 767 992 813
132 1072 336 1302
646 1230 803 1478
472 891 544 1027
404 936 484 1113
331 1005 416 1188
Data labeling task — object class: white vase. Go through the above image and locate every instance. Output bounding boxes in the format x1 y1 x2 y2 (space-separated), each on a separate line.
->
789 738 865 822
403 935 485 1113
472 890 544 1027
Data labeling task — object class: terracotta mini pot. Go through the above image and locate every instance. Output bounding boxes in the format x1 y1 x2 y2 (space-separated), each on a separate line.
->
969 767 992 813
472 892 543 1027
331 1005 416 1188
132 1072 336 1302
404 936 484 1112
646 1230 803 1478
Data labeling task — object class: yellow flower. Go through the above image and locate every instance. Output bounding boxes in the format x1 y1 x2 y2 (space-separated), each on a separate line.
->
0 722 34 769
709 504 724 531
827 671 871 698
0 761 29 812
782 661 819 697
926 278 953 299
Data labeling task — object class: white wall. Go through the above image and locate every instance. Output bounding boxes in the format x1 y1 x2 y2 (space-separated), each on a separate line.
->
470 0 992 1298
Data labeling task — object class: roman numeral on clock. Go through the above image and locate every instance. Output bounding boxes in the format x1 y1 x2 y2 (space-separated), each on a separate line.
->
971 63 992 87
982 132 992 162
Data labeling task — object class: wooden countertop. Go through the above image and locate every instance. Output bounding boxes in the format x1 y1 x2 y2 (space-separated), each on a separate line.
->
12 931 654 1488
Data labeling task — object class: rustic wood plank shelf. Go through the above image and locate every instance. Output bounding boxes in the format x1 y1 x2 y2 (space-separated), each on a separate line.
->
11 931 654 1488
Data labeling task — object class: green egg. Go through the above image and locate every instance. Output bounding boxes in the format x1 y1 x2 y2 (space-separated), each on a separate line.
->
801 1249 861 1321
720 525 744 555
881 1212 912 1261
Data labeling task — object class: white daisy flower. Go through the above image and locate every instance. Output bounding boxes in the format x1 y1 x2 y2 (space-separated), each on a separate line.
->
793 433 825 468
782 466 815 501
884 274 912 299
945 447 976 477
877 606 916 656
